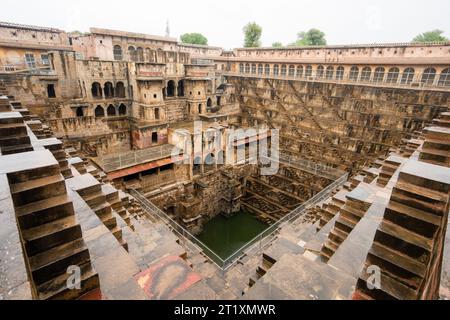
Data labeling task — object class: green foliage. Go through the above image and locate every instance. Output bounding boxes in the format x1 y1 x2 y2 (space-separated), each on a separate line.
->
412 29 448 43
290 28 327 46
180 33 208 45
272 42 283 48
243 22 262 48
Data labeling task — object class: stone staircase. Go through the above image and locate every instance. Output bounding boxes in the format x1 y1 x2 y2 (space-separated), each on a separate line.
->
67 174 128 251
0 101 33 155
354 159 450 300
377 155 403 187
4 150 99 300
419 125 450 167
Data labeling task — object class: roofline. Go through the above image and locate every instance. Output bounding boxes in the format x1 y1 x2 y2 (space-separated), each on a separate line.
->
235 42 450 51
89 27 178 43
177 42 223 50
0 21 64 33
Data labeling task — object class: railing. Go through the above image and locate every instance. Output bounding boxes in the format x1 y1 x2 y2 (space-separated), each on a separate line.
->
129 160 348 273
223 71 450 91
100 144 181 172
275 154 346 180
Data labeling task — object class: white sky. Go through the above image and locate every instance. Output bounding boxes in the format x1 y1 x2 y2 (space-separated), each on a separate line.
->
1 0 449 49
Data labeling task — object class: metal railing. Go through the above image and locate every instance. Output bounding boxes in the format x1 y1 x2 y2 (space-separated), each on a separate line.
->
224 71 450 91
129 161 348 273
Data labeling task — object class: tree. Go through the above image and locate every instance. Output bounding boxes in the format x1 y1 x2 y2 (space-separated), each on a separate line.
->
243 22 262 47
413 29 448 43
180 33 208 45
272 42 283 48
291 28 327 46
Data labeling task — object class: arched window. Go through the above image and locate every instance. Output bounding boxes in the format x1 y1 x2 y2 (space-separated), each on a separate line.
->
113 45 123 60
386 68 400 83
136 47 144 62
361 67 372 81
325 66 334 79
296 65 303 78
336 66 344 80
438 68 450 87
316 65 324 78
107 105 116 116
239 63 244 73
281 65 287 76
95 105 105 117
251 63 256 74
145 48 151 62
373 67 385 82
305 65 312 77
198 104 202 114
91 82 102 98
245 63 250 73
258 64 263 75
421 68 436 84
115 82 126 98
401 68 415 84
128 46 137 62
104 82 114 98
178 80 184 97
289 65 295 77
167 80 175 97
207 98 212 107
349 66 359 81
264 64 270 75
76 107 84 117
118 104 127 116
273 65 279 76
154 108 160 120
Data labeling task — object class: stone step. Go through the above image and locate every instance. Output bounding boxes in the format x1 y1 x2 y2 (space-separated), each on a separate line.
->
0 122 27 136
1 143 34 155
37 262 99 300
394 181 448 203
377 220 432 252
16 194 75 229
358 265 417 300
369 241 426 278
22 215 82 257
0 112 22 124
83 191 106 208
0 134 31 147
29 238 90 285
386 200 441 227
10 174 66 207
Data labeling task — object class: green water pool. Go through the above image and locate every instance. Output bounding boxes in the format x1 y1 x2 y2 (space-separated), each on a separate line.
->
197 210 269 260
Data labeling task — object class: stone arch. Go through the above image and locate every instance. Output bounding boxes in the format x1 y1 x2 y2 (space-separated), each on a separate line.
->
107 104 116 116
207 98 212 108
115 81 126 98
401 68 415 84
387 67 400 83
118 104 127 116
128 46 137 61
421 67 436 84
95 105 105 117
349 66 359 81
177 80 184 97
113 45 122 60
104 82 114 98
438 68 450 86
167 80 175 97
91 82 102 98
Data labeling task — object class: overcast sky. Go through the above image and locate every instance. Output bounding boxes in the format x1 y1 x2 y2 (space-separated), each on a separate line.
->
1 0 449 49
